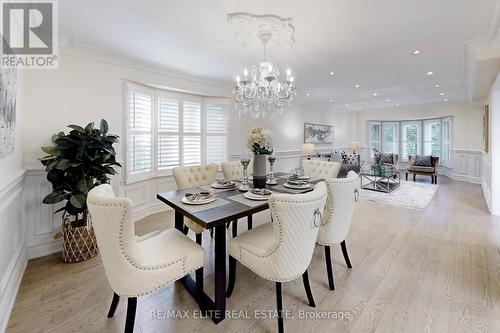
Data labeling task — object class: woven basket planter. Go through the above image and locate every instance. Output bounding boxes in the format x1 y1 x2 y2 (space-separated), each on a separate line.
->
62 217 98 263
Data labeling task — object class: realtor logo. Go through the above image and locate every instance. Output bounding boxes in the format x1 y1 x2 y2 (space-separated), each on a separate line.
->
1 0 58 69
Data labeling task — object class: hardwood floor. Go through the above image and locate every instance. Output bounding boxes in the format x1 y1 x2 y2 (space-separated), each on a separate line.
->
7 176 500 333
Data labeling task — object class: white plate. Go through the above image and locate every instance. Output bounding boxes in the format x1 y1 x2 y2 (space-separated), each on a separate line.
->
284 182 311 190
243 192 270 201
211 182 236 189
181 196 217 205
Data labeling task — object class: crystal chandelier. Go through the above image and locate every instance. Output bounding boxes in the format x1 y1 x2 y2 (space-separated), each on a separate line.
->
233 32 296 119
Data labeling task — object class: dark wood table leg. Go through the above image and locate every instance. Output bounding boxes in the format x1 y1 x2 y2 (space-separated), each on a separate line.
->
175 210 184 231
247 214 253 230
213 224 226 323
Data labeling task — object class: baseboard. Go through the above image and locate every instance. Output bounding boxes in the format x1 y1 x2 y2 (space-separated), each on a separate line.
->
0 247 27 333
438 167 483 184
26 240 62 260
482 179 492 213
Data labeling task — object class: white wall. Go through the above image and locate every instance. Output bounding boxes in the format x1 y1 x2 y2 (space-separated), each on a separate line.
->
486 74 500 216
0 72 27 332
356 101 483 150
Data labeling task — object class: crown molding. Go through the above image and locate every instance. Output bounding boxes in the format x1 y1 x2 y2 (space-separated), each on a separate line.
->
464 0 500 102
59 35 233 91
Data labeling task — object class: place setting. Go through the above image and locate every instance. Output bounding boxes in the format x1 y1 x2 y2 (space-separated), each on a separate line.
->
174 189 231 213
274 168 314 193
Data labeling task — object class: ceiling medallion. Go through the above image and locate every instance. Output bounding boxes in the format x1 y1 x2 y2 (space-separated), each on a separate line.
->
228 13 296 119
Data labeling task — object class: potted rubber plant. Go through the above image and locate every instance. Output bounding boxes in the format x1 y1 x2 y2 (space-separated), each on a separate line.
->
40 119 121 263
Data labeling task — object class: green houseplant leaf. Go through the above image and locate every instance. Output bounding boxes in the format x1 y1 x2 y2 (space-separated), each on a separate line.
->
40 120 121 224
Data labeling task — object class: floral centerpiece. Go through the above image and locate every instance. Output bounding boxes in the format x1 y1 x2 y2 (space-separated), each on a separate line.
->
247 127 274 188
247 127 274 155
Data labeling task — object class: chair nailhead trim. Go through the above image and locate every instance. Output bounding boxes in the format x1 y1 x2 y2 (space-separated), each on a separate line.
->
89 199 203 298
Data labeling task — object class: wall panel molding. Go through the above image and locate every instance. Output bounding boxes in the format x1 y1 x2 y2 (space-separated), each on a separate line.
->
0 169 27 333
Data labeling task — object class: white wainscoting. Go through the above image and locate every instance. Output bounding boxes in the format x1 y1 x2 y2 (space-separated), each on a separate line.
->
440 149 484 184
0 170 27 332
24 169 63 259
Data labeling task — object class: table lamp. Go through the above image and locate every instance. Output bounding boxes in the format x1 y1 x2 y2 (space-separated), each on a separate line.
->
302 143 315 160
350 142 361 154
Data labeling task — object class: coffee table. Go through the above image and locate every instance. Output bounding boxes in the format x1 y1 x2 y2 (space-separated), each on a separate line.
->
359 167 401 193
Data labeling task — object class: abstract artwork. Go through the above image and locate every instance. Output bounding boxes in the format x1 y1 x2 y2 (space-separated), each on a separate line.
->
0 68 17 157
304 123 334 144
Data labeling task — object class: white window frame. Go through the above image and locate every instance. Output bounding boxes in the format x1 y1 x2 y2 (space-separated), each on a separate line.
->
204 98 229 165
124 81 228 184
124 82 155 183
367 116 453 166
381 121 399 154
369 121 381 157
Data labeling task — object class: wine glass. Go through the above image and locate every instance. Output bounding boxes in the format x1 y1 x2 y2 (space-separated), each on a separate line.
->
266 152 277 185
239 149 251 191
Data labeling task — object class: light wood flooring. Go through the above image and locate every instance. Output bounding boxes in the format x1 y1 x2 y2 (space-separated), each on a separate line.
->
7 176 500 333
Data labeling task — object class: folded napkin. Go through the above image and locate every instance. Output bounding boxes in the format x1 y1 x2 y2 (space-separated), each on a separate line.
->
251 188 272 196
287 179 309 186
185 190 215 201
215 179 235 186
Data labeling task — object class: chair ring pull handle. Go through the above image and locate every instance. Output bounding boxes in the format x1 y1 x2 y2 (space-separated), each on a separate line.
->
312 208 322 228
354 188 359 202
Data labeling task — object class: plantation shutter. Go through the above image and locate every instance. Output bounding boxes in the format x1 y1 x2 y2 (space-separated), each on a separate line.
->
182 101 201 165
127 84 153 181
157 97 180 170
205 102 228 164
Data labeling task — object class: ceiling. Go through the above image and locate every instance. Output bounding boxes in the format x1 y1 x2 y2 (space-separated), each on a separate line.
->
60 0 500 111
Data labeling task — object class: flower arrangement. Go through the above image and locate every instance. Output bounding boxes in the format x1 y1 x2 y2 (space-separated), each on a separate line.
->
247 127 274 155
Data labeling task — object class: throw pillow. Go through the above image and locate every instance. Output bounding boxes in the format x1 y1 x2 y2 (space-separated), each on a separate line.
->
415 155 432 166
380 153 394 164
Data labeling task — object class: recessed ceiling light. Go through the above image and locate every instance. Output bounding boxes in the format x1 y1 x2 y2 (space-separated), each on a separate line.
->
373 93 378 96
444 99 448 102
434 84 440 88
357 107 363 111
345 104 349 107
355 84 360 88
329 72 335 75
426 71 434 76
439 92 445 96
306 93 310 96
329 99 333 103
412 50 421 55
385 99 391 102
396 104 400 107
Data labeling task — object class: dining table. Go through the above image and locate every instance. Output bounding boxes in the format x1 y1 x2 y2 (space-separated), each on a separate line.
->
156 172 323 324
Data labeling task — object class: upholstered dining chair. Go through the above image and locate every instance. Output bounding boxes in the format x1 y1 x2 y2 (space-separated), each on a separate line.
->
221 160 254 234
316 171 359 290
221 160 253 181
226 182 328 333
87 184 205 333
172 164 217 244
302 159 341 179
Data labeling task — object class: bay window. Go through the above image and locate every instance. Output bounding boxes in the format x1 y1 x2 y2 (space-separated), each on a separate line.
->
126 82 228 183
382 122 399 154
401 121 421 160
368 117 452 165
369 122 381 157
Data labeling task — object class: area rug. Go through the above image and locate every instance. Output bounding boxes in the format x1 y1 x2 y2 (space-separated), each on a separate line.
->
358 180 438 211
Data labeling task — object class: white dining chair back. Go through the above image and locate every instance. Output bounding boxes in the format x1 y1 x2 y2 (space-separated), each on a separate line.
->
302 159 341 179
221 160 253 181
317 171 359 245
172 164 218 190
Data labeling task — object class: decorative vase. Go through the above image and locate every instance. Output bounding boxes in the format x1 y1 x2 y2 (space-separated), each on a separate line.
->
62 216 98 263
253 154 267 189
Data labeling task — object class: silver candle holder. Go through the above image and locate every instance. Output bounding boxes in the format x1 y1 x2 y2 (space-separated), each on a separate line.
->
266 152 277 185
239 149 250 191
